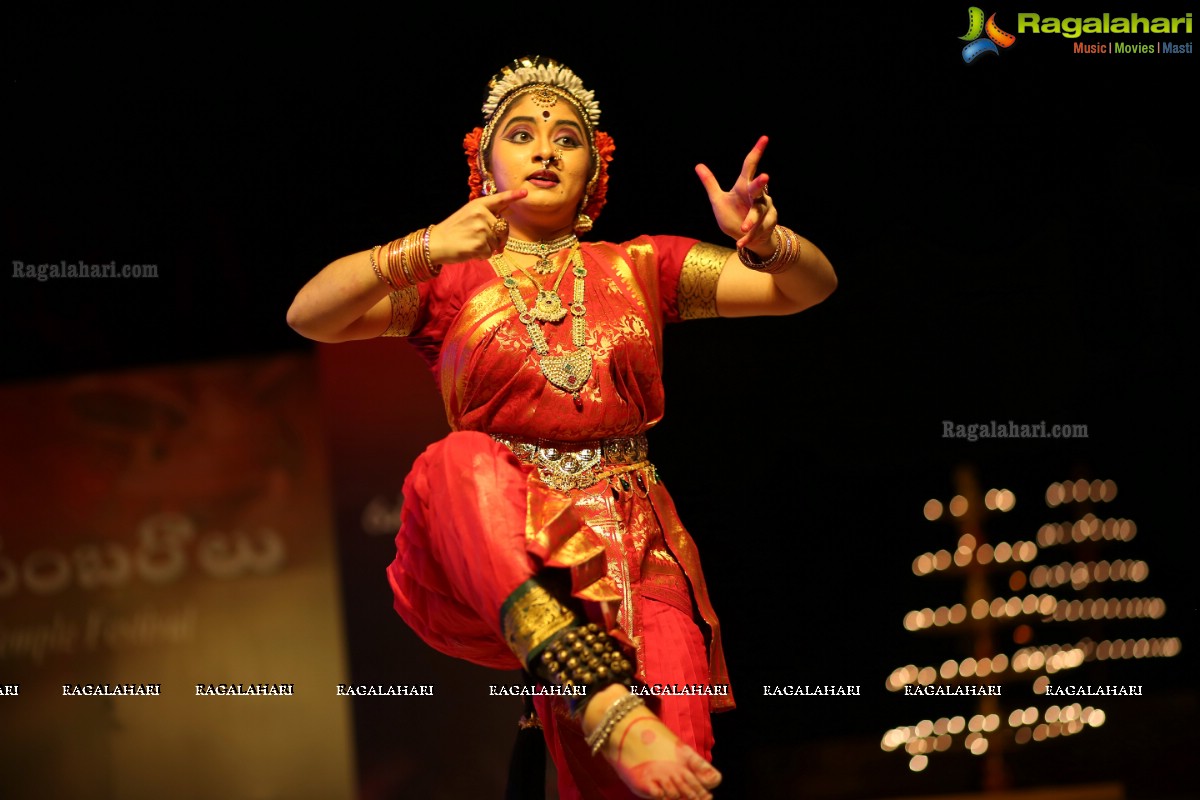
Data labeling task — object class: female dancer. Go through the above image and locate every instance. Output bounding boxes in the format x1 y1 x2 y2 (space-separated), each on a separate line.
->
288 56 836 800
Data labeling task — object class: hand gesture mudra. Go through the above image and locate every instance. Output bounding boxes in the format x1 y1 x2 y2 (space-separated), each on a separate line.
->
695 135 777 251
427 189 528 264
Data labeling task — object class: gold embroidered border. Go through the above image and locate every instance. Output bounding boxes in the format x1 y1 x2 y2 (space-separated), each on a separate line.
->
646 479 735 711
677 242 730 320
500 580 577 666
381 286 420 337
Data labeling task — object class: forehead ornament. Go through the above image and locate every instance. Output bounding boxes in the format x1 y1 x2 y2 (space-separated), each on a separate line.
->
480 56 601 127
531 86 559 110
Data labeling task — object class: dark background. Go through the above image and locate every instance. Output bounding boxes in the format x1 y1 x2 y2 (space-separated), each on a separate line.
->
4 5 1195 799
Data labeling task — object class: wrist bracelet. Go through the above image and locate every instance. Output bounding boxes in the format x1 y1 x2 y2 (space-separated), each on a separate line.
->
422 225 443 278
739 225 800 274
737 228 781 270
380 227 443 287
369 245 395 289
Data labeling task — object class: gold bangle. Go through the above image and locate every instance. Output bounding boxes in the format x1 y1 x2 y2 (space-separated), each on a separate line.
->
741 226 800 274
399 236 416 285
390 235 413 286
423 225 442 278
737 229 781 270
370 245 395 289
764 226 801 274
406 230 430 283
384 238 398 286
383 237 401 287
381 228 443 287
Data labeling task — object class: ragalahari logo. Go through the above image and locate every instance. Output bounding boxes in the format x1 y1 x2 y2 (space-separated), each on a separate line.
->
960 7 1017 62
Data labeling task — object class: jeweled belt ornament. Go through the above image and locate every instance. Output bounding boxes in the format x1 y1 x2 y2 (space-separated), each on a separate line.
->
492 434 651 492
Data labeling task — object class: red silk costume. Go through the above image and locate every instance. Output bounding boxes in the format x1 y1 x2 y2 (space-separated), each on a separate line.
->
384 235 734 799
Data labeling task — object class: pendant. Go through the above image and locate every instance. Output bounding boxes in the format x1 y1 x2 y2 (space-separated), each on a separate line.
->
533 256 556 274
540 347 593 393
532 290 568 322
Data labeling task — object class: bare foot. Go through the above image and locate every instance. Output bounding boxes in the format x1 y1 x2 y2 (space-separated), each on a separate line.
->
583 685 721 800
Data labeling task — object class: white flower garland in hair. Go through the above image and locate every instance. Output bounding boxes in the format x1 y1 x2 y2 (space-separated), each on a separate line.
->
481 56 601 126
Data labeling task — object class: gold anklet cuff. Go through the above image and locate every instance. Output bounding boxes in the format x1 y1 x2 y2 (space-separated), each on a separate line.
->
501 579 577 668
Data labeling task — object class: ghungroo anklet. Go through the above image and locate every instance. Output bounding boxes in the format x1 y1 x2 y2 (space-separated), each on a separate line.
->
535 622 635 714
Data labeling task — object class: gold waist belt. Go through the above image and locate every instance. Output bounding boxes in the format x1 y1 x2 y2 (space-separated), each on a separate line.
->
492 433 650 492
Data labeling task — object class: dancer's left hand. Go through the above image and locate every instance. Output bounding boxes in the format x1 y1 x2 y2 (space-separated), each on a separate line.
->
695 135 776 250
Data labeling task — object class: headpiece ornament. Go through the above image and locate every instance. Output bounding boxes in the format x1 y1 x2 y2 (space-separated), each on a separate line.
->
481 56 600 126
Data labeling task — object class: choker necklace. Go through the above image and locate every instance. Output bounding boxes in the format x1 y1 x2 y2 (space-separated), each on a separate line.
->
505 233 579 274
491 244 592 401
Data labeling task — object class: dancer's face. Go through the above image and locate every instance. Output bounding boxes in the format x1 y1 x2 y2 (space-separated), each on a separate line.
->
487 92 591 224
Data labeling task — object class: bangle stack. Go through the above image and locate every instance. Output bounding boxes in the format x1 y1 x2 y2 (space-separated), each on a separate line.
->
585 693 646 756
372 225 443 289
737 224 801 274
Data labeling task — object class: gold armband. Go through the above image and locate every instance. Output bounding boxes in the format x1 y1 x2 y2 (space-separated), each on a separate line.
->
381 286 420 337
677 242 729 320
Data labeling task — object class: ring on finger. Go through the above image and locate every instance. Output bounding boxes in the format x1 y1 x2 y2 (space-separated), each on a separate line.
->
491 218 509 236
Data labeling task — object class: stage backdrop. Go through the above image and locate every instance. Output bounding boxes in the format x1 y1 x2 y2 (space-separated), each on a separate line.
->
0 352 356 800
315 336 531 800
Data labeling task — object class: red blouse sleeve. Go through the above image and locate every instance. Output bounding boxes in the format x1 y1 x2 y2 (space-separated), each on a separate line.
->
640 235 730 324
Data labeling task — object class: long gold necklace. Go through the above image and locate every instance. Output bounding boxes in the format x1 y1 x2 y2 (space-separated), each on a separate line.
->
491 245 592 398
505 233 579 274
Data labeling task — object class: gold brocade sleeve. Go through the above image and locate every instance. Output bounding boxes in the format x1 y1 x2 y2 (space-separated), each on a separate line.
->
381 286 420 337
677 242 731 321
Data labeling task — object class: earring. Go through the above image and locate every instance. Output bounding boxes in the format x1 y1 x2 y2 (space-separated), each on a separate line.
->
483 177 498 196
574 191 593 233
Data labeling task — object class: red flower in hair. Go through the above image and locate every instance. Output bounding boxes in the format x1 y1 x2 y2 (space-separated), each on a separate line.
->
582 130 615 223
464 127 485 200
463 127 616 224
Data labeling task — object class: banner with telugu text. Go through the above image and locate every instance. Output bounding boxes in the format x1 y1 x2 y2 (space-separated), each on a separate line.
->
0 352 356 800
